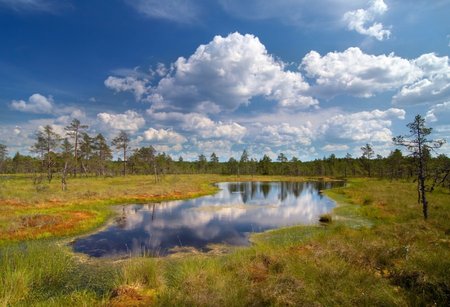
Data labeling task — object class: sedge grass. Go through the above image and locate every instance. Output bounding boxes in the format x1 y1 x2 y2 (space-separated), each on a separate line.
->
0 176 448 306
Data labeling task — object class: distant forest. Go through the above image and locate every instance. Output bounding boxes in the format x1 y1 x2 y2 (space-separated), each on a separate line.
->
0 119 449 190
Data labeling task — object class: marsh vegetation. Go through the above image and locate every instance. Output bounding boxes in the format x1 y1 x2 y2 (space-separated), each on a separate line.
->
0 175 449 306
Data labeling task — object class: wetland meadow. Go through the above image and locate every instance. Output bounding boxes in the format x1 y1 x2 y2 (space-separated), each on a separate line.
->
1 174 449 306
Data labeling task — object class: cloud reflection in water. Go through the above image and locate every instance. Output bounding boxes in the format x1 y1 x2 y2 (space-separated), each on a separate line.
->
73 181 341 257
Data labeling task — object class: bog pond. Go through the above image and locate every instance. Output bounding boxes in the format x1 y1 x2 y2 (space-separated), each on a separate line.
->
73 181 343 257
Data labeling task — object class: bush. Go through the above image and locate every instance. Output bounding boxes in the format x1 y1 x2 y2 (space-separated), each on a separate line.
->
319 214 332 223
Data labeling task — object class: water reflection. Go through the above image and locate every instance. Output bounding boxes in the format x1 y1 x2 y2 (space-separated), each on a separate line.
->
73 181 342 257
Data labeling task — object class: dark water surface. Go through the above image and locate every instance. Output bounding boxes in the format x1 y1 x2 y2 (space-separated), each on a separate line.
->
72 181 342 257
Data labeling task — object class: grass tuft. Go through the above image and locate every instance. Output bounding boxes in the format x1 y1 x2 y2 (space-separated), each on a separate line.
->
362 195 374 205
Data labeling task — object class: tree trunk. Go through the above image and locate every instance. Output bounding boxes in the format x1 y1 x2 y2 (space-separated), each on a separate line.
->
74 132 78 177
154 161 158 183
123 147 127 176
418 156 428 219
61 161 68 191
417 125 428 219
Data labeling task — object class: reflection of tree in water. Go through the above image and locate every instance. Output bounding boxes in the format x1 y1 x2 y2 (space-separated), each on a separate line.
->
314 181 333 195
291 182 303 198
251 182 257 200
278 182 288 202
116 206 127 229
242 183 250 203
228 182 245 194
261 183 271 199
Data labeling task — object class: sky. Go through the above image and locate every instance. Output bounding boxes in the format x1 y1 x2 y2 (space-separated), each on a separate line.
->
0 0 449 161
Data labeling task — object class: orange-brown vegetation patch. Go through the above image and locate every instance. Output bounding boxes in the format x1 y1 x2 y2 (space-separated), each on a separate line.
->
247 254 283 283
0 199 27 208
3 210 95 241
109 286 154 307
0 199 65 210
129 190 203 202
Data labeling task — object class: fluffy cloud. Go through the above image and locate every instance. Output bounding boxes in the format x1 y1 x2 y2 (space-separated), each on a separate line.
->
104 76 149 101
125 0 200 23
143 128 186 144
393 53 450 105
320 108 405 143
301 47 421 98
425 101 450 123
110 32 317 111
257 123 313 146
11 93 85 118
148 110 247 141
343 0 391 40
10 93 54 114
97 110 145 133
151 33 317 111
153 144 183 152
203 122 247 140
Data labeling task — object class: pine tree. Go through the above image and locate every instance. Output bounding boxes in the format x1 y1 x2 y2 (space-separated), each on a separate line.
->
32 125 61 182
360 143 374 177
0 143 7 173
393 115 445 219
112 131 130 176
93 133 112 176
65 119 88 176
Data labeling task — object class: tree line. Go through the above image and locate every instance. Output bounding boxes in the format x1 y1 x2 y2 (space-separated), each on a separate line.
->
0 116 448 192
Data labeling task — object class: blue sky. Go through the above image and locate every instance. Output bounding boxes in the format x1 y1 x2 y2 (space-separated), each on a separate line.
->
1 0 449 161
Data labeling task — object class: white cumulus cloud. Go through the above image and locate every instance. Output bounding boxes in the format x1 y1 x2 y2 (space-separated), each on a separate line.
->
320 108 405 143
97 110 145 133
10 93 54 114
143 128 187 144
425 101 450 123
151 32 317 110
148 110 247 141
301 47 421 98
257 123 313 146
393 53 450 105
343 0 391 40
104 76 149 101
109 32 317 112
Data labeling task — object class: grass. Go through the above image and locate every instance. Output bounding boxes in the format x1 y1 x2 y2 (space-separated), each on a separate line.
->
0 174 223 243
0 175 449 306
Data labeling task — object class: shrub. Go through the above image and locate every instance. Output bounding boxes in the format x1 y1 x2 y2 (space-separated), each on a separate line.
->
319 214 332 223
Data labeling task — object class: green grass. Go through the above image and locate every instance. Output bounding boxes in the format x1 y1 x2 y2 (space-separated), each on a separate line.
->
0 175 449 306
0 241 118 306
0 174 223 243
